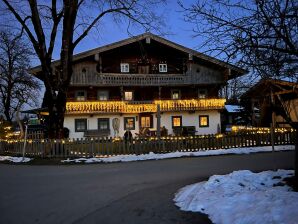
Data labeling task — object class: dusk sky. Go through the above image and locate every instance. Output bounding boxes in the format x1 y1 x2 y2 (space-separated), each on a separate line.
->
56 1 203 61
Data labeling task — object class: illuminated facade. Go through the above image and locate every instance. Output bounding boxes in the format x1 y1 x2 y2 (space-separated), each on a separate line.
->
40 33 245 138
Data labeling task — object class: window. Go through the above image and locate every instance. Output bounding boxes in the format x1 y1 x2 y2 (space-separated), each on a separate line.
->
75 90 87 101
159 64 167 72
172 116 182 127
97 90 109 101
141 116 152 128
124 91 133 101
171 90 181 100
75 119 87 132
199 115 209 127
124 117 135 130
98 118 109 130
198 89 207 99
121 63 129 73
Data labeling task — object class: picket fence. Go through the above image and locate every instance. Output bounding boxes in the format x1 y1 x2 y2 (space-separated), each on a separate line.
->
0 132 296 158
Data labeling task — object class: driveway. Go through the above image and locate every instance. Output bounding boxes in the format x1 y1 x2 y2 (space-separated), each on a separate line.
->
0 151 294 224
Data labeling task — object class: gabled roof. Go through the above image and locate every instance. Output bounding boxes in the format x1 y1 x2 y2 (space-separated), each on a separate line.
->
241 78 298 99
30 32 247 77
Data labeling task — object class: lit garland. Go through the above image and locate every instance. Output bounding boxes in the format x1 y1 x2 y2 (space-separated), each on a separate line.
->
231 125 295 134
65 99 226 114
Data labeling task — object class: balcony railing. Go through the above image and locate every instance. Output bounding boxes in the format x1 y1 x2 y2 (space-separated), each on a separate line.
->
65 99 226 114
70 73 189 86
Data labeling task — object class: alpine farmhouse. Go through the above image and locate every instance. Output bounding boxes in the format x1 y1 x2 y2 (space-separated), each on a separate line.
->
31 33 246 139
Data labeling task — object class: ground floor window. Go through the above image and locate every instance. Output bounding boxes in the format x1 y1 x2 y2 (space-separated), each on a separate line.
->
140 116 153 128
75 119 87 132
124 117 135 130
172 116 182 128
98 118 109 130
199 115 209 127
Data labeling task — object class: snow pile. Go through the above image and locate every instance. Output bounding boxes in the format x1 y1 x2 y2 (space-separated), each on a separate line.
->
61 145 294 163
174 170 298 224
0 156 32 163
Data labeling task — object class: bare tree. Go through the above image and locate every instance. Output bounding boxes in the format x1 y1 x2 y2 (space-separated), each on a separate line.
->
1 0 166 138
180 0 298 180
0 30 41 124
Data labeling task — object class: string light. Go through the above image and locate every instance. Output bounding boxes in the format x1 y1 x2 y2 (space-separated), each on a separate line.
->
65 99 226 114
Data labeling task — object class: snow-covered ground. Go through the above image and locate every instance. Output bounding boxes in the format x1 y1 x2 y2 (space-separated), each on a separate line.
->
174 169 298 224
0 156 32 163
61 145 294 163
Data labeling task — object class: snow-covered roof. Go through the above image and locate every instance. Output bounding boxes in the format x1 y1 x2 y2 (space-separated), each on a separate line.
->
225 105 243 113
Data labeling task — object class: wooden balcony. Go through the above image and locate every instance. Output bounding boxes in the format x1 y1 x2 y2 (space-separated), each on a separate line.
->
65 99 226 114
71 73 187 86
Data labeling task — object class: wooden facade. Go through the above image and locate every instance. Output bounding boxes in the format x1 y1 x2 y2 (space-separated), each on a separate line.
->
31 33 246 138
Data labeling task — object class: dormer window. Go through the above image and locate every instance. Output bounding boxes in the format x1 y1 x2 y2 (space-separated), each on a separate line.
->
159 64 167 73
75 90 87 101
121 63 129 73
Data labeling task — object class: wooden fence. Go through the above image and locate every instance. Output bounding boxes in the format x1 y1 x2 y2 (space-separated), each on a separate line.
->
0 132 296 158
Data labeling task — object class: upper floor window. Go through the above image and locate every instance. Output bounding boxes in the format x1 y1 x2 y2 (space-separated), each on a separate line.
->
159 64 167 73
97 90 109 101
75 90 87 101
124 91 133 101
121 63 129 73
171 90 181 100
198 89 207 99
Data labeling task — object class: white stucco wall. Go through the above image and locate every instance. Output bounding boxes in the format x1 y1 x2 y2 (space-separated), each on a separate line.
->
64 110 221 139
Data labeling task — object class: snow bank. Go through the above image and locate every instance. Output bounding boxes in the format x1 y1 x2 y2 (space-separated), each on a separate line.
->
174 169 298 224
61 145 294 163
0 156 32 163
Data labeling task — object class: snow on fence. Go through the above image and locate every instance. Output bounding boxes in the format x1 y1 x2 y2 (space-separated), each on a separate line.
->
0 132 296 158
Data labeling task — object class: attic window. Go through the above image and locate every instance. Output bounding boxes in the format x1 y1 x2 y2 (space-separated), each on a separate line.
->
159 64 167 73
121 63 129 73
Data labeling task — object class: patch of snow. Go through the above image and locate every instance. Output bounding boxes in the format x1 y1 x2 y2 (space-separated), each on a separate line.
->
225 105 243 113
174 169 298 224
0 156 32 163
61 145 294 163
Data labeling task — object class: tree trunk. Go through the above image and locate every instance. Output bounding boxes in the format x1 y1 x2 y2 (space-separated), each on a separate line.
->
295 128 298 181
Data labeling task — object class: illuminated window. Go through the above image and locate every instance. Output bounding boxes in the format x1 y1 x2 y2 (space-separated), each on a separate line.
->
171 90 180 100
98 118 109 130
141 116 152 128
121 63 129 73
124 91 133 101
199 115 209 127
159 64 167 72
97 90 109 101
198 89 207 99
124 117 135 130
75 91 87 101
172 116 182 127
75 119 87 132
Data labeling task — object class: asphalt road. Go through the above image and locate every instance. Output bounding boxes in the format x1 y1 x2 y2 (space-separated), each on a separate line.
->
0 151 294 224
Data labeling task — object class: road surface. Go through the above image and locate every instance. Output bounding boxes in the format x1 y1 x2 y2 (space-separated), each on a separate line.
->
0 151 294 224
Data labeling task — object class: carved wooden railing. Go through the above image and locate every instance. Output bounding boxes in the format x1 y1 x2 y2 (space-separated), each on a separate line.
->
65 99 226 114
70 73 189 86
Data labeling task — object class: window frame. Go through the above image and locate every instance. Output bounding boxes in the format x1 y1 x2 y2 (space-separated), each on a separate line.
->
198 89 207 99
98 118 110 131
159 63 167 73
75 90 87 101
199 115 209 128
120 63 130 73
75 119 87 132
124 117 135 130
171 89 181 100
97 90 109 101
124 91 134 101
140 115 153 128
172 116 182 128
